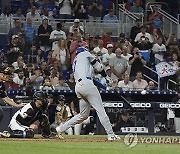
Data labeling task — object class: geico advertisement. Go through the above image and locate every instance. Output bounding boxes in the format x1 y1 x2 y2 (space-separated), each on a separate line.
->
102 102 180 108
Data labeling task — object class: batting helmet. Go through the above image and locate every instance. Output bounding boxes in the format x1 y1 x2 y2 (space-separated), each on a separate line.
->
58 95 65 101
76 47 88 54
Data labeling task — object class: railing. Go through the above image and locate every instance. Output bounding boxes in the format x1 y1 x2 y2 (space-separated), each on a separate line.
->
0 17 121 37
145 2 179 39
143 65 161 91
167 79 178 92
118 4 143 37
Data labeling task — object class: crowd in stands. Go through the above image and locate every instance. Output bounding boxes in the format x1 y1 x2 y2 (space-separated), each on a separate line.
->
0 0 179 93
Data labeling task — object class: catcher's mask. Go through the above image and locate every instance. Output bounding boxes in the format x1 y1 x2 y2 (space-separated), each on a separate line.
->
33 91 48 109
0 67 13 81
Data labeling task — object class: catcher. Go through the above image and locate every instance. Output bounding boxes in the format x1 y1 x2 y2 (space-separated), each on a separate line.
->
1 91 51 138
0 67 24 126
50 95 73 137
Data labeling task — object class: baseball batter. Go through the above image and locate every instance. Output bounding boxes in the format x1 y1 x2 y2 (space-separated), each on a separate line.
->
56 47 120 140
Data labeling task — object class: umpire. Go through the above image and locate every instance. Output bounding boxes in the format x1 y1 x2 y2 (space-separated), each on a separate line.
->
0 67 23 124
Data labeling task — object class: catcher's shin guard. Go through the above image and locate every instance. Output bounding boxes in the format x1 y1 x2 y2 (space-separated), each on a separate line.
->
10 130 34 138
39 114 51 137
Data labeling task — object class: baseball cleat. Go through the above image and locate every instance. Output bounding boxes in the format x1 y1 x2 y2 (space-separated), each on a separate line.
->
56 127 64 140
0 131 11 138
108 135 121 141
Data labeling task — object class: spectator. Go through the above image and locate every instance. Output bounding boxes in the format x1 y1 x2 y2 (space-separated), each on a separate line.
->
129 47 146 80
152 37 166 64
24 18 36 51
12 56 25 70
102 43 116 72
51 59 62 73
166 33 178 47
0 7 12 22
30 67 44 89
47 94 56 124
134 25 153 44
59 0 73 19
73 0 88 19
13 8 25 21
121 45 133 75
36 48 45 65
24 63 34 78
148 5 163 32
93 39 108 56
50 23 67 50
117 73 133 91
27 44 38 64
88 0 103 22
69 19 84 36
103 9 118 23
113 110 134 133
136 36 152 63
8 19 23 43
21 77 33 91
132 71 148 91
101 32 114 48
26 6 41 21
38 17 53 52
26 0 40 11
52 39 70 71
54 76 71 90
40 61 50 77
146 81 158 91
7 35 22 65
109 48 127 80
4 74 20 91
66 71 75 90
130 0 144 14
130 19 141 45
13 69 25 87
69 35 87 64
40 76 54 90
49 67 60 87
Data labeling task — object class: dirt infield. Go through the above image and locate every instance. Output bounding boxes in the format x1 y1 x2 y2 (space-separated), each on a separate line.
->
0 135 117 142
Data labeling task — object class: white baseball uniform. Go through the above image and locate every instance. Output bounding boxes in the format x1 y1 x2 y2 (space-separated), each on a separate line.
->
59 51 115 136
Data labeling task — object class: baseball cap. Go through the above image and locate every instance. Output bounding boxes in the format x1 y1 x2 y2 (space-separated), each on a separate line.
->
107 44 113 48
12 35 19 39
58 95 65 101
121 110 128 116
93 47 100 54
42 16 48 20
74 19 80 23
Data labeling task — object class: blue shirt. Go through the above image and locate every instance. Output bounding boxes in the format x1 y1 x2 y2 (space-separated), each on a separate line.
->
103 14 119 23
24 24 35 43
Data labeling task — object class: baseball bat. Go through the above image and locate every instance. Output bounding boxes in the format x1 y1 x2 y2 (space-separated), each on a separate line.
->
113 89 133 109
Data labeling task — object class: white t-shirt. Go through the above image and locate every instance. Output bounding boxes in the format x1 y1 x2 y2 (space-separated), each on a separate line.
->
93 47 108 55
134 32 153 43
118 80 134 91
59 0 73 15
50 30 67 50
52 47 67 64
152 43 166 62
69 25 84 34
12 62 25 70
102 52 116 71
13 76 24 86
26 12 41 21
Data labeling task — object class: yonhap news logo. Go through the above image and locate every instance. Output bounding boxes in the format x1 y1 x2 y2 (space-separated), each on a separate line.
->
124 134 180 148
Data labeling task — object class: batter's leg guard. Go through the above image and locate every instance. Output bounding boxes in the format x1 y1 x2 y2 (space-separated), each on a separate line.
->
10 129 34 138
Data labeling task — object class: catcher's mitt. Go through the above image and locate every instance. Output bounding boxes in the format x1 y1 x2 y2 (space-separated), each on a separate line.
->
56 105 68 123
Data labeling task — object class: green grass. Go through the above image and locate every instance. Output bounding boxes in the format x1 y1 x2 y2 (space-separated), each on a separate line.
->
0 136 180 154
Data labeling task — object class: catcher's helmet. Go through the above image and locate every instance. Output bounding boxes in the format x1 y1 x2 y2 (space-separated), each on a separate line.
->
58 95 65 101
33 91 47 102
